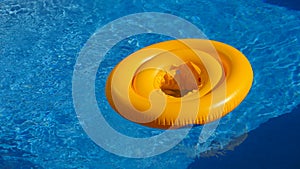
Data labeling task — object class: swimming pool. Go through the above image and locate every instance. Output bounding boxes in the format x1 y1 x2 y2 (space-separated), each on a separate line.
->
0 0 299 168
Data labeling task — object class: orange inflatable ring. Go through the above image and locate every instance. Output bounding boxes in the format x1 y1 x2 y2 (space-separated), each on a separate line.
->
106 39 253 129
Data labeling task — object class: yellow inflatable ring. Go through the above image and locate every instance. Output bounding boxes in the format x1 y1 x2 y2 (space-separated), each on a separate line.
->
106 39 253 129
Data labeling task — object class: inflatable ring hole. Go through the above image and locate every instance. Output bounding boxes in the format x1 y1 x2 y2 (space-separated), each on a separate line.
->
158 61 203 98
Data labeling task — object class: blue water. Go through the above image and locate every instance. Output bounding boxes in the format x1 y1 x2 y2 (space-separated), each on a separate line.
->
189 104 300 169
0 0 299 168
264 0 300 10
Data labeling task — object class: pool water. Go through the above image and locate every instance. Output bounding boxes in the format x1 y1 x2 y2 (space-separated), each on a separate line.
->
0 0 299 168
189 104 300 169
